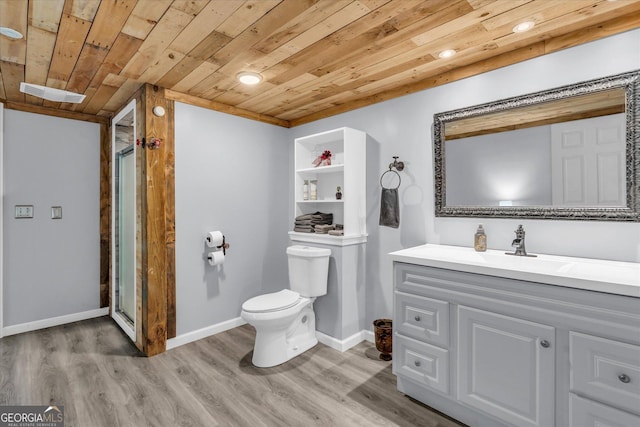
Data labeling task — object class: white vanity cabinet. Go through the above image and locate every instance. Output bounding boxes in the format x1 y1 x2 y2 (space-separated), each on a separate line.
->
391 257 640 427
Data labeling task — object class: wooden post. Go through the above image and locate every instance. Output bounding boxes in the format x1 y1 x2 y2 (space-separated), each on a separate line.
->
142 84 168 355
135 89 146 352
111 84 175 356
99 122 110 308
164 99 176 340
140 84 176 355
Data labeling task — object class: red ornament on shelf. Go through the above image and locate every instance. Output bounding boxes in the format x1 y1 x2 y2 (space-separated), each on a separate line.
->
312 150 332 167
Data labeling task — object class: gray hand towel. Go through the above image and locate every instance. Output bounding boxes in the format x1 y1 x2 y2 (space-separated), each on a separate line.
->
379 188 399 228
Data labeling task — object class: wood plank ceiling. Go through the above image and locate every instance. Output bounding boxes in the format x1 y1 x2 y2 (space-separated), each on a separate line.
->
1 0 639 127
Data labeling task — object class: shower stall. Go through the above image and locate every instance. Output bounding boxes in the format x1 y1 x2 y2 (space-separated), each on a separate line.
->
111 99 136 341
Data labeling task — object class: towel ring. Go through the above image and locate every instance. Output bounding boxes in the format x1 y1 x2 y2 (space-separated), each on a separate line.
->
380 169 401 190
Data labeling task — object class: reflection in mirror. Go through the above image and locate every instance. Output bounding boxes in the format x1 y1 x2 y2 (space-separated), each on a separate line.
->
434 71 639 221
446 111 626 207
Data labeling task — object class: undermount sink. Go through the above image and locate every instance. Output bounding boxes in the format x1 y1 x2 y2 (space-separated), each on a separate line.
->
389 244 640 297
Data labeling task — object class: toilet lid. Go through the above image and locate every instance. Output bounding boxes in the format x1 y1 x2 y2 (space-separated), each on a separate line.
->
242 289 301 313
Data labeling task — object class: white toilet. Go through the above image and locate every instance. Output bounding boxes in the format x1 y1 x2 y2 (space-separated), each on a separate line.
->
241 245 331 368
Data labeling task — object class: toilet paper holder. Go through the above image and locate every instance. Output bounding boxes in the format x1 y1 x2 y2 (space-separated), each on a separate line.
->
205 231 229 266
218 236 230 255
205 232 230 255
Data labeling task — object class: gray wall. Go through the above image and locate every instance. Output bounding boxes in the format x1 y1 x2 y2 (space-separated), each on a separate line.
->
174 102 290 335
3 110 100 326
289 29 640 331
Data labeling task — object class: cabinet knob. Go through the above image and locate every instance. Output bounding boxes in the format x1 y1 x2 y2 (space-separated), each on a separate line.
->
618 374 631 384
414 315 421 322
540 339 551 348
414 360 421 367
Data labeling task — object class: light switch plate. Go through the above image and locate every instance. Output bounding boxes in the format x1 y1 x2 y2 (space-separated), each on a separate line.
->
51 206 62 219
15 205 34 218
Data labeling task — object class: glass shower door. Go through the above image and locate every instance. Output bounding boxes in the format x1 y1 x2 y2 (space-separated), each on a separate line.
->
112 100 136 341
117 146 135 322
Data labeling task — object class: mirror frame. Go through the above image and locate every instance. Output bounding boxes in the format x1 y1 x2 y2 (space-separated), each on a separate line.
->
433 70 640 221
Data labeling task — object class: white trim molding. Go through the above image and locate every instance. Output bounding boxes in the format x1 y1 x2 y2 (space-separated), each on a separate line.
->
288 231 368 246
167 322 376 353
2 307 109 337
166 317 247 350
317 329 374 353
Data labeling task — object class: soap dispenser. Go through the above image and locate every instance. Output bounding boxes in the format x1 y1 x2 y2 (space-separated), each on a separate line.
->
474 224 487 252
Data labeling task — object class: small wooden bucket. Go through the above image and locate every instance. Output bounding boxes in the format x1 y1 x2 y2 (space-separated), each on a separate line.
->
373 319 392 361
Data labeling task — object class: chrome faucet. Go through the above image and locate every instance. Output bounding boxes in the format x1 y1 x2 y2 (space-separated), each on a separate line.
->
506 225 536 257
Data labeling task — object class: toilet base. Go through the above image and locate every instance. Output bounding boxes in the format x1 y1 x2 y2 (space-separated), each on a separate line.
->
251 304 317 368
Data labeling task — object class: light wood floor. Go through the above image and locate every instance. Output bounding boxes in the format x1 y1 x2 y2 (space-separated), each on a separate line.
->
0 317 464 427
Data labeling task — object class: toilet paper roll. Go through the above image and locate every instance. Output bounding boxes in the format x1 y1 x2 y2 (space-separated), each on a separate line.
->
205 231 224 247
207 251 225 266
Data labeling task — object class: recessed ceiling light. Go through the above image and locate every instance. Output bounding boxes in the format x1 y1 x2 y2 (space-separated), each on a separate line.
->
237 72 262 85
438 49 456 59
512 21 535 33
0 26 23 39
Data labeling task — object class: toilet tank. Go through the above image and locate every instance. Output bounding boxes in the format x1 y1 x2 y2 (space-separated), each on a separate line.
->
287 245 331 297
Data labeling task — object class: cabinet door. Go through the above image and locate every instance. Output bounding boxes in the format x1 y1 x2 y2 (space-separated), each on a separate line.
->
457 306 555 427
570 394 640 427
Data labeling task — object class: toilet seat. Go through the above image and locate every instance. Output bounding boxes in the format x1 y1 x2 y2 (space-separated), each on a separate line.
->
242 289 301 313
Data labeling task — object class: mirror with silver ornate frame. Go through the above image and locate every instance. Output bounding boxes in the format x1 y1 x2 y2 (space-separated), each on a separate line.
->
433 70 639 221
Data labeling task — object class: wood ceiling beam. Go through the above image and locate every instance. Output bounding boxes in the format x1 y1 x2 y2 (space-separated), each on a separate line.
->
3 100 109 125
164 89 291 128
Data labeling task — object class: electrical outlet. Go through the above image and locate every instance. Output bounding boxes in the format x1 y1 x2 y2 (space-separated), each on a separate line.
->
15 205 34 218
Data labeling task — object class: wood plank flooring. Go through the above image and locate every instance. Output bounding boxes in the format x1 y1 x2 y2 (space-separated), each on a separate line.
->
0 317 464 427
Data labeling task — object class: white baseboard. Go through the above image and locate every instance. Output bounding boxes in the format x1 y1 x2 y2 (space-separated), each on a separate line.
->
2 307 109 337
166 317 247 350
165 321 376 353
317 328 374 353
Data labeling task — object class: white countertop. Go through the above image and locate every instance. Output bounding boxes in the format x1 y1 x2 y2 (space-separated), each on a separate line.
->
390 244 640 298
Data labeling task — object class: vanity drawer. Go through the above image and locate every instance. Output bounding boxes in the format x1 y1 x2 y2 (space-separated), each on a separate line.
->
569 394 640 427
570 332 640 415
394 333 449 395
395 291 449 348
